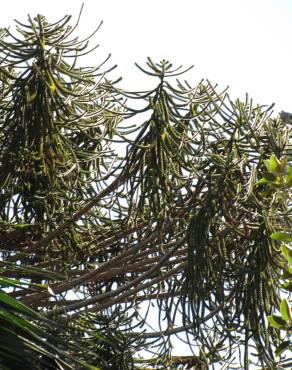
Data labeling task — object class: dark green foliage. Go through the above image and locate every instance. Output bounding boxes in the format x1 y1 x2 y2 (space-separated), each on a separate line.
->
0 13 119 265
0 10 291 370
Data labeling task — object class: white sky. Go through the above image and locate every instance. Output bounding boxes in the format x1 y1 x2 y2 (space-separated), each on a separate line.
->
1 0 292 112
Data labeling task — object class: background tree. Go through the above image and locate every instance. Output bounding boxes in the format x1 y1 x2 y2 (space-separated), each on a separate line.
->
0 11 291 369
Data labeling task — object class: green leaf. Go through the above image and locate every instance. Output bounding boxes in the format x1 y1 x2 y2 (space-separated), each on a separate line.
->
267 315 287 329
275 340 291 357
11 223 32 229
280 281 292 292
279 157 287 173
257 172 277 186
280 298 292 322
0 306 34 331
271 232 292 242
264 154 281 175
0 277 28 289
0 291 38 318
282 244 292 265
285 166 292 186
0 277 45 290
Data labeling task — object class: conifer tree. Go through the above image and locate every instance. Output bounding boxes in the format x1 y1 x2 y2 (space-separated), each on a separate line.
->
0 10 291 370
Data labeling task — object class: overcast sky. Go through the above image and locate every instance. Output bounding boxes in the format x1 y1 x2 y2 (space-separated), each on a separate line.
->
1 0 292 113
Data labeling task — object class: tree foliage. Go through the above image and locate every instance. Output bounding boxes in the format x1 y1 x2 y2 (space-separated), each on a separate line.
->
258 155 292 357
0 10 291 370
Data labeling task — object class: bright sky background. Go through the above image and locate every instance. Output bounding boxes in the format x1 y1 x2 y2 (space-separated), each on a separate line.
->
1 0 291 359
1 0 292 113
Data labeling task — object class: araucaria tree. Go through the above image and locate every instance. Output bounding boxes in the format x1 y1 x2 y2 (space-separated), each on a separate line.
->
0 11 291 370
